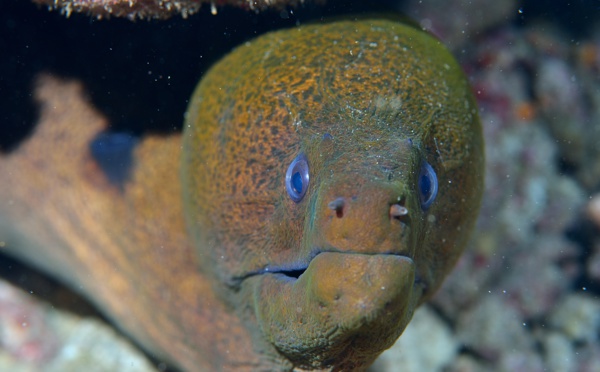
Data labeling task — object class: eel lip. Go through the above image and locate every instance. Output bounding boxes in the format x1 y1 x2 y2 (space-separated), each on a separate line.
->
264 250 415 281
233 250 424 293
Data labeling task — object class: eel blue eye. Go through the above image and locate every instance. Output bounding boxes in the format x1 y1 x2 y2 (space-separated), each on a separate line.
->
418 161 438 210
286 153 309 203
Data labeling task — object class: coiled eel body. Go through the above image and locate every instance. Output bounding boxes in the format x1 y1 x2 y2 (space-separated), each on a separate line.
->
0 17 483 371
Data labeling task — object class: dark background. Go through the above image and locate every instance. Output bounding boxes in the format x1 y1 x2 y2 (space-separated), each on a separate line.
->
1 0 599 151
0 0 394 151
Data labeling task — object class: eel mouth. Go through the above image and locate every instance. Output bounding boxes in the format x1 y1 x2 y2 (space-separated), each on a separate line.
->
249 251 422 368
243 249 423 288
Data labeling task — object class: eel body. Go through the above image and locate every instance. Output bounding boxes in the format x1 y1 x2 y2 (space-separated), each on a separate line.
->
0 18 483 371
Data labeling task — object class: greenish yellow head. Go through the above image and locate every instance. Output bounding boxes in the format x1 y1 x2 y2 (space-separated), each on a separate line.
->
182 18 483 370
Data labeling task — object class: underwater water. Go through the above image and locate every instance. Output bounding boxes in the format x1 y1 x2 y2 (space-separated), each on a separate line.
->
1 0 600 370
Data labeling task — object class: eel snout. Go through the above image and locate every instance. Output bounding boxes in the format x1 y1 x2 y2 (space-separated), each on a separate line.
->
313 177 415 259
328 196 409 222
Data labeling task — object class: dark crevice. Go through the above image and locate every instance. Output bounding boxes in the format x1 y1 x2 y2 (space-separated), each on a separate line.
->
0 0 402 151
557 156 579 178
565 218 600 295
279 268 307 279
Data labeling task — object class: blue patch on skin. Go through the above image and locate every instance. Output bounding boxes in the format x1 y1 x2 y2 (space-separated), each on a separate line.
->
418 161 438 210
90 132 137 188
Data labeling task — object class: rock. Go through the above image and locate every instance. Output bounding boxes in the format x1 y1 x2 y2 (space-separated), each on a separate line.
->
370 306 458 372
576 341 600 371
499 350 544 372
587 244 600 282
542 332 575 372
0 279 156 372
44 319 157 372
586 194 600 228
457 296 533 360
401 0 518 48
446 354 487 372
549 293 600 343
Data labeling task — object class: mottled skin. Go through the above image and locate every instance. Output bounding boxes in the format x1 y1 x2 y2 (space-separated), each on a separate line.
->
0 18 483 371
183 18 483 369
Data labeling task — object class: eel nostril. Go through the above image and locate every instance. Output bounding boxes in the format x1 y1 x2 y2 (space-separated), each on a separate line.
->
389 204 408 220
327 197 345 218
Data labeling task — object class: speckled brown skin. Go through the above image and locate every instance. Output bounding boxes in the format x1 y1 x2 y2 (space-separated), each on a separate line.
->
183 18 483 370
0 76 265 371
0 17 483 372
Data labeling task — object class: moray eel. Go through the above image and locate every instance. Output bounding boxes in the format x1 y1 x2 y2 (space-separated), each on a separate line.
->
0 18 483 371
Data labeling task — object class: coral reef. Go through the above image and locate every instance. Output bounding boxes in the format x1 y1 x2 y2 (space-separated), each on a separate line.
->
370 307 458 372
400 0 518 48
393 2 600 370
32 0 319 20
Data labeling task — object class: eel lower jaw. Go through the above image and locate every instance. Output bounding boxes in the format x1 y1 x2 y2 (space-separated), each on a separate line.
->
247 251 423 369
